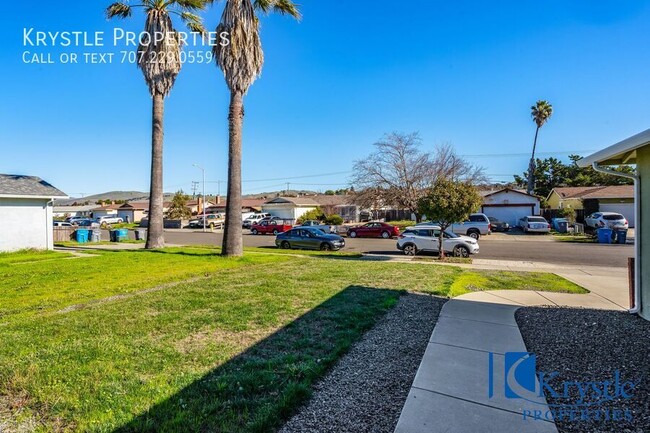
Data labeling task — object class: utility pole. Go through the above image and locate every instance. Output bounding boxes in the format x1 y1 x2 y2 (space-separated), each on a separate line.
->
191 181 199 199
192 164 206 233
286 182 290 195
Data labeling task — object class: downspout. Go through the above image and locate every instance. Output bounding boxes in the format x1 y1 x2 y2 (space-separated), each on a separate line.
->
591 162 640 313
46 199 53 250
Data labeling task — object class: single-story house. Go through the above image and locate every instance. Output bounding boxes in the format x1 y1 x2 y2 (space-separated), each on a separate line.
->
578 128 649 320
261 197 319 221
312 194 361 222
187 198 215 214
91 204 122 219
0 174 68 251
546 185 635 227
480 188 541 227
206 198 265 214
118 202 149 223
53 204 95 219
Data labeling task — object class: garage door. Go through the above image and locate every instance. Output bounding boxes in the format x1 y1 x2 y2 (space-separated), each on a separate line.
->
599 203 635 228
483 206 534 227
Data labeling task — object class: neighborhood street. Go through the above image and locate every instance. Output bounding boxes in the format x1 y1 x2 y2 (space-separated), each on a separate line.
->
161 230 634 268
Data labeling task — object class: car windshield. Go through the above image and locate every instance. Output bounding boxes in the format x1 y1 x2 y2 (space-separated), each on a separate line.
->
444 230 459 238
603 214 625 220
527 217 547 223
307 228 326 235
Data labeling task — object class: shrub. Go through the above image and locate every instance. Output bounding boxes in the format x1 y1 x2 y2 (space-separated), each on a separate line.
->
297 208 325 224
324 214 344 225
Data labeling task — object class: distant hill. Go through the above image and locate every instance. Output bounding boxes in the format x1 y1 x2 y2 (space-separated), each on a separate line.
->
55 191 151 205
55 189 323 206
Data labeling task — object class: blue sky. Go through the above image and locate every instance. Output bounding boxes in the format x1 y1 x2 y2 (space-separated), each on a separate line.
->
2 1 650 197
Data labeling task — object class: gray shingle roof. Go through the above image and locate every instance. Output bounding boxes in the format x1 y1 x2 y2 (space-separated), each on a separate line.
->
0 174 67 198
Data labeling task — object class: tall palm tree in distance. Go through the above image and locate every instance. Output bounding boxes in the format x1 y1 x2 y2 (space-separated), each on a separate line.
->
106 0 208 249
213 0 300 256
527 100 553 195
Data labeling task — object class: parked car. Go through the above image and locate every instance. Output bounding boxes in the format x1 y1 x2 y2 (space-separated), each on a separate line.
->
297 220 338 234
242 213 272 229
396 225 479 257
75 219 99 227
518 216 551 234
66 216 89 224
189 213 225 229
251 219 293 235
584 212 629 231
275 227 346 251
347 222 399 239
53 221 73 227
95 215 123 226
488 217 510 232
418 213 491 239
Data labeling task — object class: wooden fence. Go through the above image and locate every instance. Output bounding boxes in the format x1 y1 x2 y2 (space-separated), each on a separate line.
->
53 227 76 242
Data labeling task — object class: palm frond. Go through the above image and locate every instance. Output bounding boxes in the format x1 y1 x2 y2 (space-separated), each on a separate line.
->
173 0 209 11
253 0 300 19
138 9 182 97
180 11 207 35
106 2 133 19
213 0 264 94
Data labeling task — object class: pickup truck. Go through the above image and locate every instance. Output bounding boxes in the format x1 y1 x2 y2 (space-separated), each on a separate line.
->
297 220 338 234
448 213 491 239
189 213 225 229
251 219 293 235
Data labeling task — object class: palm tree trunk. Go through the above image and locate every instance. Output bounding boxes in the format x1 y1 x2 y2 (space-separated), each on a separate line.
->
222 91 244 257
146 92 165 249
527 127 540 195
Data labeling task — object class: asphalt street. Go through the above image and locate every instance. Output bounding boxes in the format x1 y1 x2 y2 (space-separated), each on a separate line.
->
161 230 634 268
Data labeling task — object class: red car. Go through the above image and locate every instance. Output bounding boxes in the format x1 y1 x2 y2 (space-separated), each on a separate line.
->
347 222 400 239
251 219 293 235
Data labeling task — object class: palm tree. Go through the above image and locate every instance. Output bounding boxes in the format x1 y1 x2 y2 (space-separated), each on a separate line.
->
106 0 208 249
527 100 553 195
213 0 300 256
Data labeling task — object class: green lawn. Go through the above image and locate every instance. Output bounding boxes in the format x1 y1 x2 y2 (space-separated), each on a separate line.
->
0 248 586 432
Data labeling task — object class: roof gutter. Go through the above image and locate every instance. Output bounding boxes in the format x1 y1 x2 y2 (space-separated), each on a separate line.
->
591 162 640 314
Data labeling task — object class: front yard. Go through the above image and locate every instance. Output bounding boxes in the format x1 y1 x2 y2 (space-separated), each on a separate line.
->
0 248 586 432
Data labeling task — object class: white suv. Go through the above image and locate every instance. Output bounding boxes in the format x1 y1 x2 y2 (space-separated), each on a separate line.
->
95 215 123 226
585 212 629 231
243 213 271 229
396 224 479 257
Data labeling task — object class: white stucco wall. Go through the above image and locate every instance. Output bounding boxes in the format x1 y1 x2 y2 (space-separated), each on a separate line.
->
261 204 317 221
0 198 53 251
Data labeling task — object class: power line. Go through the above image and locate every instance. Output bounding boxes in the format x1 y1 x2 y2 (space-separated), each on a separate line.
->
461 150 596 158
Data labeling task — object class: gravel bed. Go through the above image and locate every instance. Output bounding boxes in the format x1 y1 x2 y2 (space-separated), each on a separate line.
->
279 292 445 433
516 307 650 433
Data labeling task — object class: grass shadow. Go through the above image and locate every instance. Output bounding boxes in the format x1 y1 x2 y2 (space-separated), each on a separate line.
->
113 285 402 433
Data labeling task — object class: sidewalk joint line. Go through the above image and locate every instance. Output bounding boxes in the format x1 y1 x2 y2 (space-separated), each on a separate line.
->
438 314 518 328
429 341 507 356
410 386 556 424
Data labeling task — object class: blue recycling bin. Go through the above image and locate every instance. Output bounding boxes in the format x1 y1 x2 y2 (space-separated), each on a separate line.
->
75 229 89 243
597 228 613 244
117 229 128 240
616 229 628 244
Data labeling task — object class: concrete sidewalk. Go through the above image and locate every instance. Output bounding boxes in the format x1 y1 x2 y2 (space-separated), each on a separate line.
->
394 299 557 433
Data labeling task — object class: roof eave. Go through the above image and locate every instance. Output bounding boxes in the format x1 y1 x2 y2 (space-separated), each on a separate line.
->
578 128 650 167
0 194 69 200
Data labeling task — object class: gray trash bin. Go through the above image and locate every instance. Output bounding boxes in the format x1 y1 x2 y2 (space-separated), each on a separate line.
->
135 228 147 241
91 229 101 242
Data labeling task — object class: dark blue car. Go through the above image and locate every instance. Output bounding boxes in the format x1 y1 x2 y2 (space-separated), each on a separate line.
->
275 227 346 251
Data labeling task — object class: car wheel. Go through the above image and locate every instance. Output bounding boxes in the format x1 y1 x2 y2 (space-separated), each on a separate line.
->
381 231 390 239
403 244 417 256
117 219 123 224
320 243 332 251
273 229 279 235
349 231 357 238
453 245 470 258
468 230 480 240
251 228 258 235
280 241 290 249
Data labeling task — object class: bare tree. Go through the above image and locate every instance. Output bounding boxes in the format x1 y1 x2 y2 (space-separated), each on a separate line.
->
351 132 485 222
